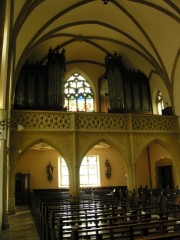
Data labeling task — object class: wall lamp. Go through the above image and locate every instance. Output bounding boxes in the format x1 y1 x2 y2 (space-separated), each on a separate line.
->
0 109 24 140
0 109 8 140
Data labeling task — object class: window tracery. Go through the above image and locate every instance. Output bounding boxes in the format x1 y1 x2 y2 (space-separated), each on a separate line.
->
64 73 94 112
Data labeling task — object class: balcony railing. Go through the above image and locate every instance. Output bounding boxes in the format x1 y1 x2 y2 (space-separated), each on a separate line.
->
11 110 179 133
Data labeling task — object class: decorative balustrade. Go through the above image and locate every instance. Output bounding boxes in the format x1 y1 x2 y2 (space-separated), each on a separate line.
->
10 110 179 133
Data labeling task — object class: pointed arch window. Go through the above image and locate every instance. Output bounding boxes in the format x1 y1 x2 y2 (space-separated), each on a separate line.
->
64 73 94 112
156 91 164 115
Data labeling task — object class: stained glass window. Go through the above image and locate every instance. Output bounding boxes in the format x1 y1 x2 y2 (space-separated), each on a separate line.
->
64 73 94 112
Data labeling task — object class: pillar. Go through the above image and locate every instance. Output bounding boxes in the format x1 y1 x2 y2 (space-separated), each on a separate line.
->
69 113 80 198
2 143 9 230
0 0 11 230
70 131 80 198
129 133 136 190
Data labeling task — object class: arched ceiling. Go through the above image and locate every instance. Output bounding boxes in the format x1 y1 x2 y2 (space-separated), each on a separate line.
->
13 0 179 82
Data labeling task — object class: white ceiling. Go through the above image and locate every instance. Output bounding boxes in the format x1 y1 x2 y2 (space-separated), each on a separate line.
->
13 0 179 83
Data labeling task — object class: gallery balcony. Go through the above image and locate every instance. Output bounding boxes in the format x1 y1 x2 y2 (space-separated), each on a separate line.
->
10 110 178 133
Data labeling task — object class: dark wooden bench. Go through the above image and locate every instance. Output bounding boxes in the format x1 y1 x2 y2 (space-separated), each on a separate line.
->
70 218 180 240
30 188 180 240
138 231 180 239
49 207 167 239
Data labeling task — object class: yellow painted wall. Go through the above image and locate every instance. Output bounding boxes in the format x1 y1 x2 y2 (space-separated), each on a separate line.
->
16 149 59 190
16 145 128 191
15 141 173 191
88 147 127 187
136 143 172 189
136 148 149 188
149 143 172 188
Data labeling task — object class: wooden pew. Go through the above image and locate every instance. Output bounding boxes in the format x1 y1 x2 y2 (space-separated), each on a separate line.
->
49 207 162 239
70 218 180 240
30 188 180 240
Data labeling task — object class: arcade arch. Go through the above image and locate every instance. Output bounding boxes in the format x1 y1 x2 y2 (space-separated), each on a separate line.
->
12 140 128 210
136 140 180 190
14 140 128 189
8 130 180 214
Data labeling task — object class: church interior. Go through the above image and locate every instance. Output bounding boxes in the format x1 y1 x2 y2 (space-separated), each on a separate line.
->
0 0 180 239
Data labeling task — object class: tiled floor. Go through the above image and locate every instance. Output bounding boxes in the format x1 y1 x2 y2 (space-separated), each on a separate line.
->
0 205 39 240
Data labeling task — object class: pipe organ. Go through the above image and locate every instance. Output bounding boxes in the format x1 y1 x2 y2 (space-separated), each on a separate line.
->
14 47 66 111
99 52 152 114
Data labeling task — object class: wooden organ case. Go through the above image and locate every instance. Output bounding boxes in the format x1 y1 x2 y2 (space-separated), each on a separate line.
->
99 52 152 114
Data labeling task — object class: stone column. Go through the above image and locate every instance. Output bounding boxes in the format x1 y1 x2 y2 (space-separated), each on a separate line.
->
70 131 80 198
147 146 152 188
69 113 80 198
0 0 6 60
2 143 9 230
129 133 136 191
0 0 11 230
8 169 16 215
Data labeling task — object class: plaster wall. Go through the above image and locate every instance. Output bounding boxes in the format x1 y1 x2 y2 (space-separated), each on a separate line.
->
136 148 149 188
15 146 128 191
149 143 173 189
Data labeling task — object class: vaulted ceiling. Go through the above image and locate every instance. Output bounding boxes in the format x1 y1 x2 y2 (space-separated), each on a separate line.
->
13 0 179 80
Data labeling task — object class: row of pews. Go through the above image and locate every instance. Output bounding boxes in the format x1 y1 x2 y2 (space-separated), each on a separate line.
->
30 187 180 240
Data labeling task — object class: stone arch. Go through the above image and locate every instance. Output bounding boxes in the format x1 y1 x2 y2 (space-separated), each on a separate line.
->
76 136 133 189
77 137 131 172
139 138 179 167
135 137 180 188
10 131 76 175
13 140 53 168
135 134 179 165
9 137 74 213
18 139 74 178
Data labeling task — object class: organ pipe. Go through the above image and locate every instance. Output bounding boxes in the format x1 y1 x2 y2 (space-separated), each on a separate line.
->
103 51 152 114
14 47 66 111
